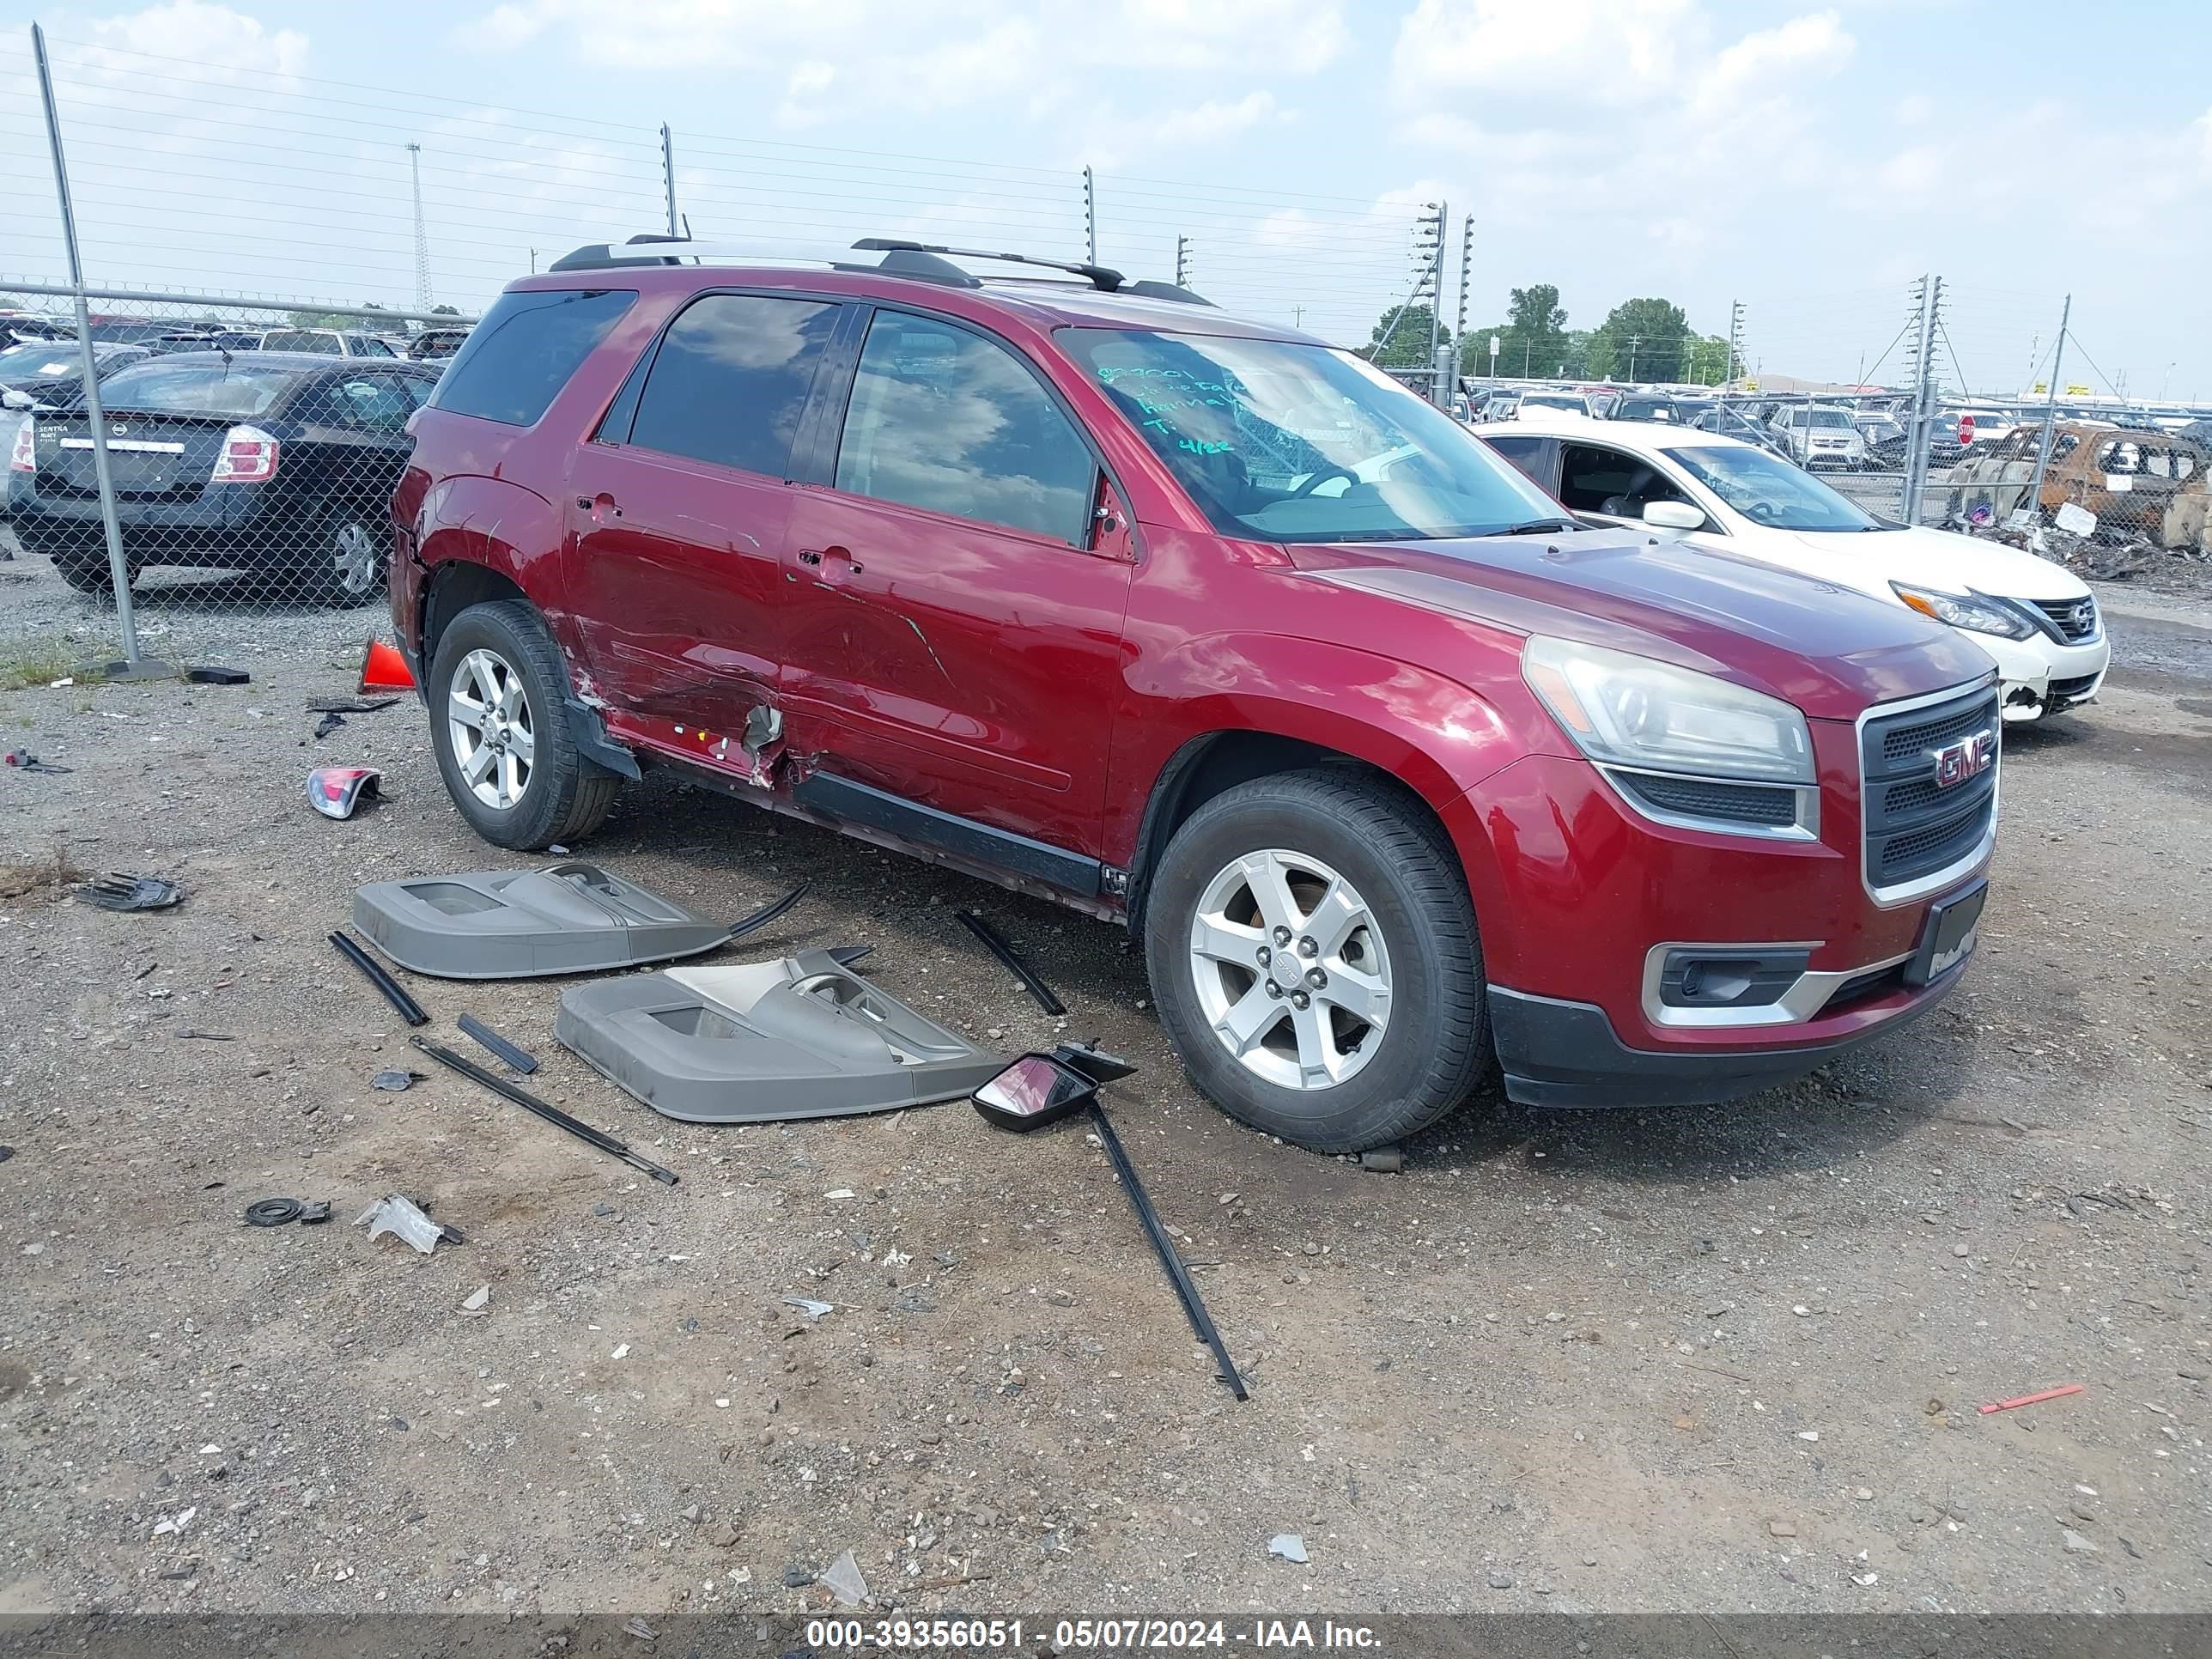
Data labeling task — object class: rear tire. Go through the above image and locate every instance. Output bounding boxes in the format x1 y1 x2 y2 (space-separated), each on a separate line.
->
428 599 620 851
299 506 386 608
1143 767 1489 1152
52 551 127 595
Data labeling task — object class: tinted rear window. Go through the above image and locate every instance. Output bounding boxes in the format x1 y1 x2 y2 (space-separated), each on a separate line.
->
261 331 341 354
97 360 302 417
433 289 635 427
629 294 840 476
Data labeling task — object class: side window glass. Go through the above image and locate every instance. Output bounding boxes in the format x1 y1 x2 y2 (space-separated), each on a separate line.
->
835 312 1096 544
1559 445 1684 518
629 294 840 477
1480 433 1548 485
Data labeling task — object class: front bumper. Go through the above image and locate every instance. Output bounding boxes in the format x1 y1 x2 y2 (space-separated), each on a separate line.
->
1488 966 1961 1106
1442 710 1993 1109
1970 627 2112 720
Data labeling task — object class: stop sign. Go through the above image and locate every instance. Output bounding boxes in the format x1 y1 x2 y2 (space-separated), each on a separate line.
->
1958 413 1975 445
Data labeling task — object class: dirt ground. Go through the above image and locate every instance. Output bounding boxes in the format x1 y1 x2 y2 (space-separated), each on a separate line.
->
1 547 2208 1620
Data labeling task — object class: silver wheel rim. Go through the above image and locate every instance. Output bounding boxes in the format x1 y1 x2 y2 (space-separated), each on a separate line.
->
332 521 379 596
447 647 535 811
1188 848 1393 1091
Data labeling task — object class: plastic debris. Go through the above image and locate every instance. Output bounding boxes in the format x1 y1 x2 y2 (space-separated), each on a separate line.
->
298 1201 332 1224
74 872 182 911
356 1194 447 1255
3 748 72 775
359 636 415 692
307 766 382 821
1268 1534 1309 1564
819 1548 869 1608
462 1285 490 1312
1979 1383 2083 1415
244 1198 304 1227
782 1296 835 1320
372 1069 422 1091
185 665 250 685
313 710 347 740
150 1506 197 1538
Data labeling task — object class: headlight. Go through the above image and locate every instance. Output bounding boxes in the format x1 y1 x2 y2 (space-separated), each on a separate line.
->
1522 635 1815 784
1891 582 2036 641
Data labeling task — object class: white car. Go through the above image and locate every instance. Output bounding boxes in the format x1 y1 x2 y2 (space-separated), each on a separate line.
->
1474 416 2110 721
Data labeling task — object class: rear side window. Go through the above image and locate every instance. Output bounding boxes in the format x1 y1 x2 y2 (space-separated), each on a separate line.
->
96 360 301 417
629 294 840 476
834 312 1095 544
433 289 635 428
1480 433 1548 482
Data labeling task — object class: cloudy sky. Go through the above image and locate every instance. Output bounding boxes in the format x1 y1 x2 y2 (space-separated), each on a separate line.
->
2 0 2207 398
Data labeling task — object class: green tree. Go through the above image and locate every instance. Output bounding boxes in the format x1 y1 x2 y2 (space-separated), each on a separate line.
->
1584 297 1693 383
430 303 459 316
1364 303 1450 370
1460 282 1569 377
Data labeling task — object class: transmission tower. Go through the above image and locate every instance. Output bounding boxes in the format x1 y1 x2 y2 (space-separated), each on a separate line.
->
405 143 432 312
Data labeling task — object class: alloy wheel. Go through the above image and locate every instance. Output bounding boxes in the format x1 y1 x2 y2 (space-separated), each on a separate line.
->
447 647 535 811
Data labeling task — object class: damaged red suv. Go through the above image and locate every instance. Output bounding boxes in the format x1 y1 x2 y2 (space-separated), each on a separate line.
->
392 237 2000 1151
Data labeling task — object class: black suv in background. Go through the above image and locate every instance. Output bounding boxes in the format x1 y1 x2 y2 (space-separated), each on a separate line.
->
6 350 440 605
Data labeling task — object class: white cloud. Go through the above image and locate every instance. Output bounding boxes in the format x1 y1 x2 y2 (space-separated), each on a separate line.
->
87 0 307 76
1688 9 1850 114
1391 0 1699 106
1893 91 1932 126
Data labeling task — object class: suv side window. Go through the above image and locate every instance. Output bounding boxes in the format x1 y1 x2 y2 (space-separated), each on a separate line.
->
1558 443 1689 518
325 374 416 434
628 294 841 477
1480 433 1551 486
434 288 635 428
834 311 1096 545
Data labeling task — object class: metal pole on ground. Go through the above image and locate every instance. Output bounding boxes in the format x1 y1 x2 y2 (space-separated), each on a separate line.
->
2020 294 2070 529
32 22 156 675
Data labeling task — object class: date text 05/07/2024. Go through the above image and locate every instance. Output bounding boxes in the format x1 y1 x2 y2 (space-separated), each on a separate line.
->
803 1619 1383 1650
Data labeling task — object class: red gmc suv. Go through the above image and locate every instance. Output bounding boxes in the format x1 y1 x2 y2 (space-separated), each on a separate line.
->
390 237 2001 1152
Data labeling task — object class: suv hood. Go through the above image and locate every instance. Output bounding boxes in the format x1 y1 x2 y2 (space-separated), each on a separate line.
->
1781 524 2092 604
1290 528 1995 721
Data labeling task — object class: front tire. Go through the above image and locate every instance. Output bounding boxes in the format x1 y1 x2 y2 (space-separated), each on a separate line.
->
428 599 619 851
1143 768 1489 1152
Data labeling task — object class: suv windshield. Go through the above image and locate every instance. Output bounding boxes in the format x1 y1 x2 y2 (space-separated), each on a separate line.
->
1665 444 1881 532
1809 409 1853 428
1066 329 1562 543
98 359 301 417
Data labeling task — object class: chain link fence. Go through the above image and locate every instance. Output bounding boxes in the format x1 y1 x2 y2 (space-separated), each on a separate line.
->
2 287 470 628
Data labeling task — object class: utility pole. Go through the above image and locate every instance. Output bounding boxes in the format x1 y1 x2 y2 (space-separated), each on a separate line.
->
1425 199 1447 405
405 143 431 311
1626 334 1642 381
660 124 678 238
1175 235 1189 289
1454 212 1472 380
1083 167 1097 264
2021 294 2071 525
1727 301 1746 388
1901 275 1943 524
1291 305 1304 330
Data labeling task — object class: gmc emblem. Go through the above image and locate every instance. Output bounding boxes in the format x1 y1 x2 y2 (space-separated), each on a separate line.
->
1931 729 1996 788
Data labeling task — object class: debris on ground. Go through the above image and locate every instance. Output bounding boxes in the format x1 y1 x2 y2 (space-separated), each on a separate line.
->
356 1194 452 1255
819 1548 870 1607
72 872 182 912
1358 1146 1404 1173
307 766 382 821
1979 1383 2083 1414
457 1012 539 1073
185 665 250 686
372 1069 423 1091
244 1198 307 1228
306 696 398 714
313 710 347 741
1267 1533 1309 1563
461 1285 490 1312
782 1296 835 1320
3 748 72 775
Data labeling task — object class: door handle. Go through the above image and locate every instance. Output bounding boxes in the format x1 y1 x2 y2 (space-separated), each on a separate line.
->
799 545 861 575
580 491 622 521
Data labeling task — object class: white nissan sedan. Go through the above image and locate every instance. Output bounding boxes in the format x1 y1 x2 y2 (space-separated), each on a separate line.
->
1474 415 2110 722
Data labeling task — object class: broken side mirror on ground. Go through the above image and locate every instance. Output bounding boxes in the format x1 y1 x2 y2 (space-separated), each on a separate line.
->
971 1045 1249 1402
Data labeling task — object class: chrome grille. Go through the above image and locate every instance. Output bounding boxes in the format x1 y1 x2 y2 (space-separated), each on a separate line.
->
1860 684 2000 898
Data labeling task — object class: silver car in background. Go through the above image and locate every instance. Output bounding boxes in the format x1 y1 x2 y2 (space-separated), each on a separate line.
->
1767 404 1869 470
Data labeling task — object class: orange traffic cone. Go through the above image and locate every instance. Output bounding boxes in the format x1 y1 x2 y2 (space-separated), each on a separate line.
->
360 635 416 694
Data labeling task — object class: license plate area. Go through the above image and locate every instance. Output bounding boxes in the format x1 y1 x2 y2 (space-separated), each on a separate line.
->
1907 880 1987 988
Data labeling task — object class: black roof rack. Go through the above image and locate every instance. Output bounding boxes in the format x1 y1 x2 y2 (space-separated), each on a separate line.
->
544 234 1213 305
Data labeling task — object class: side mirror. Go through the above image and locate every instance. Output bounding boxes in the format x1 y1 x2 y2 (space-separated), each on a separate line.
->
1 390 30 410
971 1052 1098 1133
1644 501 1705 532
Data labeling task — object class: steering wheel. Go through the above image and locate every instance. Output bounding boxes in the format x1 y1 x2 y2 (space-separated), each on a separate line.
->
1287 467 1360 500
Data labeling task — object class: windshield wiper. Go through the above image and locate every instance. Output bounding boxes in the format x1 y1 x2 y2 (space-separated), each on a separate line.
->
1501 519 1577 535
